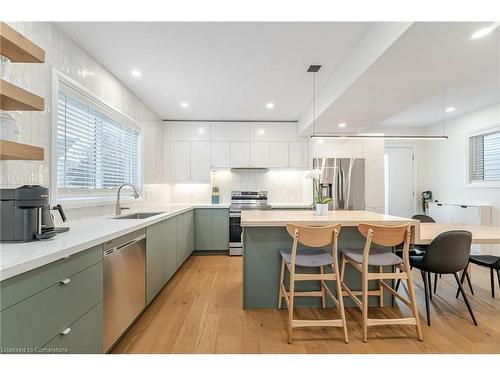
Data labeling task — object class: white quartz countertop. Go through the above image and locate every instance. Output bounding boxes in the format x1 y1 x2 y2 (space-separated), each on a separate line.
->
0 203 229 281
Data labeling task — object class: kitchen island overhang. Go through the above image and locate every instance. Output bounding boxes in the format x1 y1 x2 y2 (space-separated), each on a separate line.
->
241 210 419 309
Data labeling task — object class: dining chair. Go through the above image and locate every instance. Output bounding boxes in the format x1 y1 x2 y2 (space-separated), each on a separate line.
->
458 255 500 299
409 230 477 326
278 223 348 344
340 223 423 343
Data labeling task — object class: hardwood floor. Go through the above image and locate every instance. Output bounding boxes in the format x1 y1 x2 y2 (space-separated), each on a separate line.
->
112 255 500 354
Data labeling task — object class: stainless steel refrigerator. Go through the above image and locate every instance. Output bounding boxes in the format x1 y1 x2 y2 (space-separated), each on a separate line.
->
312 158 365 210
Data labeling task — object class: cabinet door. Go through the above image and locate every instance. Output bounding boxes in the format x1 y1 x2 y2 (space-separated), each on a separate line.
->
250 142 270 168
289 141 309 168
212 209 229 250
170 142 190 182
176 213 190 267
146 221 166 304
269 142 289 168
230 142 250 168
211 141 231 168
194 209 213 250
191 141 211 182
164 218 178 283
185 210 194 259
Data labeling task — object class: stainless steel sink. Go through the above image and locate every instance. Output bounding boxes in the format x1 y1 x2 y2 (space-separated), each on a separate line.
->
112 212 165 219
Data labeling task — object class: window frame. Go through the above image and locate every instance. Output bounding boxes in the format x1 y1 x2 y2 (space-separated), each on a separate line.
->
466 124 500 189
51 69 144 208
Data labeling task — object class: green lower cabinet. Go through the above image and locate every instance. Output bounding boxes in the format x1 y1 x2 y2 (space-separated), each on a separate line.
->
0 261 103 353
194 208 229 251
40 302 102 354
176 212 192 266
146 220 167 304
164 217 178 283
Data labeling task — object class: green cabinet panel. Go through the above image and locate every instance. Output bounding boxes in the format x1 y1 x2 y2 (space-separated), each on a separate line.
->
164 217 178 283
0 262 103 352
176 212 190 266
146 221 166 304
40 302 102 354
194 209 213 250
1 245 102 311
194 208 229 251
212 208 229 250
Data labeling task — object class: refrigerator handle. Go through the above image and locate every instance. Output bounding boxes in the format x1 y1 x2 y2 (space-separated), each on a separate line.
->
339 168 344 209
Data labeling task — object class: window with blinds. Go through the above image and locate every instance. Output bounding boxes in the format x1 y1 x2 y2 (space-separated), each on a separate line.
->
57 87 140 195
469 129 500 183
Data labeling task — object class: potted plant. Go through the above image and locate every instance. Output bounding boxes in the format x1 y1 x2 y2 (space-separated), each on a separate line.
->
307 169 332 215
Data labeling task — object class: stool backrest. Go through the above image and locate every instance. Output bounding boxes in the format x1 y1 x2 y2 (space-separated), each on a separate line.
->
286 224 342 262
422 230 472 273
412 214 435 223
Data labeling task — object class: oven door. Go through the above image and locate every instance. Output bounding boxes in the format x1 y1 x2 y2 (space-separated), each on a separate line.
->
229 211 242 255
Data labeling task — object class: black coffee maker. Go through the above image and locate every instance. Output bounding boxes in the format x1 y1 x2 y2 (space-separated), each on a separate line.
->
0 185 69 242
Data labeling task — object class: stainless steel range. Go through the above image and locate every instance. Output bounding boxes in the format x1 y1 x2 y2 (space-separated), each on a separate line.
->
229 191 269 256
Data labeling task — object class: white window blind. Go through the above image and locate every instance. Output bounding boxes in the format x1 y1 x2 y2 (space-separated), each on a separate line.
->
57 88 140 193
469 129 500 182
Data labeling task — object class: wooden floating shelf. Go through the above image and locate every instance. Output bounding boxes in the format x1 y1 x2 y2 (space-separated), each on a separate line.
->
0 79 44 111
0 22 45 63
0 139 44 160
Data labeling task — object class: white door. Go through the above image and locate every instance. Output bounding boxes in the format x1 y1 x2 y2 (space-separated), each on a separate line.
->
211 141 230 168
269 142 289 168
250 142 269 167
170 142 190 182
230 141 250 168
190 141 211 182
385 147 414 218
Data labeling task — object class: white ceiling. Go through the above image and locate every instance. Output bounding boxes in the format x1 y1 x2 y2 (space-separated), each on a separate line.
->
313 22 500 133
58 22 371 121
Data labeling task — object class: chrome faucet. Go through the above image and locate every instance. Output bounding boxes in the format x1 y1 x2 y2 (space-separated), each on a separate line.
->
115 183 140 215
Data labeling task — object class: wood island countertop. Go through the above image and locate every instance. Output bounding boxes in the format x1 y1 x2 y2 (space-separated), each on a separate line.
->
240 210 418 227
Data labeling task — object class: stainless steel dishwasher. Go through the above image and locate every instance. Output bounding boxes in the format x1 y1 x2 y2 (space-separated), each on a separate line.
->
103 229 146 352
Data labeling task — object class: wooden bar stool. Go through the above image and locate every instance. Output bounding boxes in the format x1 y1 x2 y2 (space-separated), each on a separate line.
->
278 223 348 344
340 223 423 343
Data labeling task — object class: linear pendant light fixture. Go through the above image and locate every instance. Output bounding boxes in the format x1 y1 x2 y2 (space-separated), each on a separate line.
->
307 65 448 141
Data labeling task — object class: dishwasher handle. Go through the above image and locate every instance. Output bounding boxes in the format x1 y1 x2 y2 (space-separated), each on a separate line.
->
103 234 146 257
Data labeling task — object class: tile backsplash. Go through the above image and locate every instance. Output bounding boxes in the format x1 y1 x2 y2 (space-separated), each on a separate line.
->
0 22 167 219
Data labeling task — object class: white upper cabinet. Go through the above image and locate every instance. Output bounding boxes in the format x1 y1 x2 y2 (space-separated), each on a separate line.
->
190 141 211 182
269 142 289 168
210 141 231 168
230 142 250 168
250 142 270 168
170 122 210 141
211 122 250 141
288 141 309 169
250 122 297 142
170 141 191 182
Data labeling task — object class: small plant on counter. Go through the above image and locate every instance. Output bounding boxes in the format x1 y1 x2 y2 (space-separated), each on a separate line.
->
306 169 332 207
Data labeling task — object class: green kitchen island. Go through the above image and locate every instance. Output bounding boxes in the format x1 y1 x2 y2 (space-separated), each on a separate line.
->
241 210 419 309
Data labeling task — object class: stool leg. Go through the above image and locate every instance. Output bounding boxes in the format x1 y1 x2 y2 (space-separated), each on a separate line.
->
340 255 346 283
288 267 296 344
320 266 326 309
491 268 495 299
421 270 431 326
333 260 349 344
362 267 369 343
278 259 285 309
379 266 384 308
405 262 423 341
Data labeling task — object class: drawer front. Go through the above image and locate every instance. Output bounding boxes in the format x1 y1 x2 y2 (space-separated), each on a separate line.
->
1 245 102 311
40 302 103 354
0 262 103 352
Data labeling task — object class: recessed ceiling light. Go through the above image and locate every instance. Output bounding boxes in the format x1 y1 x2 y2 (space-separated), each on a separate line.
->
471 23 499 39
445 107 456 113
180 102 189 108
317 138 324 144
338 122 347 128
258 128 265 135
266 102 274 109
197 128 205 135
130 69 142 78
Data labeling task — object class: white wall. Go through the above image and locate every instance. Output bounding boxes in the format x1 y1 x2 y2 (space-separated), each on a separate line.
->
0 22 169 220
420 103 500 226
